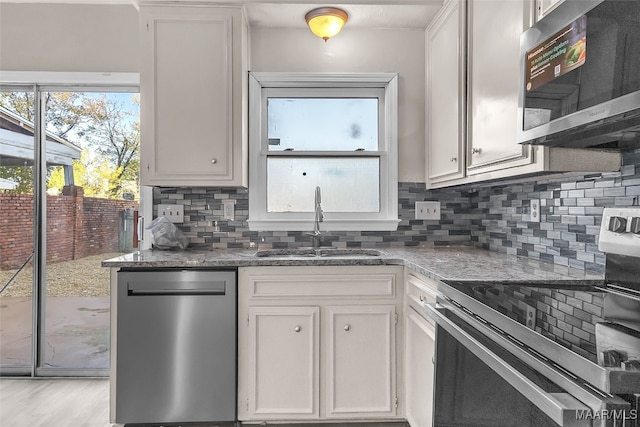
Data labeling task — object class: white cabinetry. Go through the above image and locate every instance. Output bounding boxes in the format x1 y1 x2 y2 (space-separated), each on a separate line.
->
536 0 565 20
248 306 320 418
426 0 466 185
426 0 620 189
326 305 397 418
466 0 535 177
238 266 403 422
139 5 247 187
404 271 439 427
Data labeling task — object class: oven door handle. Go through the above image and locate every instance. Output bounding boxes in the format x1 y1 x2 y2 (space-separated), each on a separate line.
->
424 303 592 427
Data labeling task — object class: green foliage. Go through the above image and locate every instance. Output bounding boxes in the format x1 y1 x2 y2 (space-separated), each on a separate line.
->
0 165 34 193
1 91 140 199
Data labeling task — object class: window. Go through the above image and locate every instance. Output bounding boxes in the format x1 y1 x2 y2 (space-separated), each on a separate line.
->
248 73 399 231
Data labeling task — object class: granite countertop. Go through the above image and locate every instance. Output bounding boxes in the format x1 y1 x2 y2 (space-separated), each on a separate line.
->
102 245 604 284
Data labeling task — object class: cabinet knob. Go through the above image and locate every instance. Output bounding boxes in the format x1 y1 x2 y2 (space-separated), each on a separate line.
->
419 295 425 302
472 148 482 155
211 159 217 164
449 157 457 162
344 324 351 332
294 326 301 333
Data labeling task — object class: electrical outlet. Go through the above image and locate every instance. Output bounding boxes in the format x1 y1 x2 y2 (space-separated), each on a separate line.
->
525 304 537 330
157 204 184 223
529 199 541 223
222 200 235 221
415 201 441 220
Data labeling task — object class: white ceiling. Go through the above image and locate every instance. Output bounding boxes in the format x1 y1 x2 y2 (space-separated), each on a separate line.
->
5 0 445 30
245 2 444 30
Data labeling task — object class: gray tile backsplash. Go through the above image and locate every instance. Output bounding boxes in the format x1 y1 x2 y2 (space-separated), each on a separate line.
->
154 149 640 274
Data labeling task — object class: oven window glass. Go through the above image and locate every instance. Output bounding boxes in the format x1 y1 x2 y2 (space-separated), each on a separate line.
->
435 325 564 427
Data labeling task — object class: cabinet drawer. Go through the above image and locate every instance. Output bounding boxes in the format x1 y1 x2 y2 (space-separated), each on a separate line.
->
405 272 441 322
241 267 399 299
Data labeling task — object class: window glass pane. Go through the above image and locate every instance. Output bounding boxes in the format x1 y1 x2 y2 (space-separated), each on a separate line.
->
44 91 139 371
0 90 35 370
267 157 379 213
267 98 378 151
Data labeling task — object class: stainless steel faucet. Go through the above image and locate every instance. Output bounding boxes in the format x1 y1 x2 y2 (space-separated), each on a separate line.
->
307 186 323 248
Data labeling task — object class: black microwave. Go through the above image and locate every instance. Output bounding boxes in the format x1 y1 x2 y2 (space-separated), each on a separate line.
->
517 0 640 149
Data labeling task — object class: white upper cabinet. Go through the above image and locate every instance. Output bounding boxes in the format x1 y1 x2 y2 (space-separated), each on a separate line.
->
466 0 535 176
139 6 248 187
426 0 620 188
426 0 466 184
536 0 565 20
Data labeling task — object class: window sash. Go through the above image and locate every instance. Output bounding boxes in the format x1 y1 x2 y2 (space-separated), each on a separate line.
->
266 156 381 213
262 87 385 153
248 72 399 232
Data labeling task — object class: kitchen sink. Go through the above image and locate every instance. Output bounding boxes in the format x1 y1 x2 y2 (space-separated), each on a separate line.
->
255 248 383 258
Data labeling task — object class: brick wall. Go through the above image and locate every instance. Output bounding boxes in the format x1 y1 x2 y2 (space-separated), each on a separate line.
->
0 193 34 270
0 186 138 270
79 193 138 258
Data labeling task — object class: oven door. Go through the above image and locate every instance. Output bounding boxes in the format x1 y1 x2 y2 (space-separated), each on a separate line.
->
424 301 632 427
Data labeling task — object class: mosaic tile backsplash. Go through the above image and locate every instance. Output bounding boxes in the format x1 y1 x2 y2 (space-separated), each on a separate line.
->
466 283 605 362
154 149 640 274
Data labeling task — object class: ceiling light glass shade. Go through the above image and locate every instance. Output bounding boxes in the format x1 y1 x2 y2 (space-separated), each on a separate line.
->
305 7 348 42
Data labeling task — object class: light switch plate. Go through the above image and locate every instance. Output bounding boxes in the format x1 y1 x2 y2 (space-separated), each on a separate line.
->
158 204 184 223
415 201 441 220
222 199 235 221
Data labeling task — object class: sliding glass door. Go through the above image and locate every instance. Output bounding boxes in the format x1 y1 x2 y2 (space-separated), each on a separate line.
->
0 84 139 376
0 88 35 374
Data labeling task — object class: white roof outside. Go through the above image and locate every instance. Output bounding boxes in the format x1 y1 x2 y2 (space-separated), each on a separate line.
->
0 177 18 190
0 128 80 166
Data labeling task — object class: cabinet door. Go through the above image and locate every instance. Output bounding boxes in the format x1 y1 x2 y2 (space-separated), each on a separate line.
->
426 0 466 184
405 308 436 427
248 306 320 419
139 6 247 186
325 305 397 418
467 0 535 176
536 0 564 20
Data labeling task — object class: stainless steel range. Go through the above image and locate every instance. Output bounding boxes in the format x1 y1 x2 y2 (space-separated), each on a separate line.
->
425 207 640 427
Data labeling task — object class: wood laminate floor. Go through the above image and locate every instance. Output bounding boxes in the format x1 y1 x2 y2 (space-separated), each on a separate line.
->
0 378 410 427
0 378 113 427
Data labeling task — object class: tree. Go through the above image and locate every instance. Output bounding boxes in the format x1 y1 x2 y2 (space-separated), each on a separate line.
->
0 91 139 198
0 164 33 193
81 94 140 198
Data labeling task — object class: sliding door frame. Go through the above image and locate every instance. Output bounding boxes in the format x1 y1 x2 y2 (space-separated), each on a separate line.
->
0 72 145 377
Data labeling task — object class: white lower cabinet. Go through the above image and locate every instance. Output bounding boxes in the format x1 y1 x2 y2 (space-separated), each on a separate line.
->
405 310 436 427
326 305 397 418
404 272 440 427
248 306 320 418
238 266 403 422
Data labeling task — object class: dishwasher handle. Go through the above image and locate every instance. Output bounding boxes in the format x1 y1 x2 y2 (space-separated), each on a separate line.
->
127 280 226 296
128 288 226 296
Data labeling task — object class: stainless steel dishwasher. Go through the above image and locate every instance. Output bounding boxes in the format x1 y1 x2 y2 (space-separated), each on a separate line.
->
115 269 236 424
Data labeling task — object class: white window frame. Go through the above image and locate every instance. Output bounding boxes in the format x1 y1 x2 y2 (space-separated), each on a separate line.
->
248 72 399 232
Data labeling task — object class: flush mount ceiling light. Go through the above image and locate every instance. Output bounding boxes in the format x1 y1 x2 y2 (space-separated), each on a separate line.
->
305 7 349 42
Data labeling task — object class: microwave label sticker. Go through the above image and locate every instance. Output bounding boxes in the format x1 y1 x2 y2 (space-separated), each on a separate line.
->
526 15 586 92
